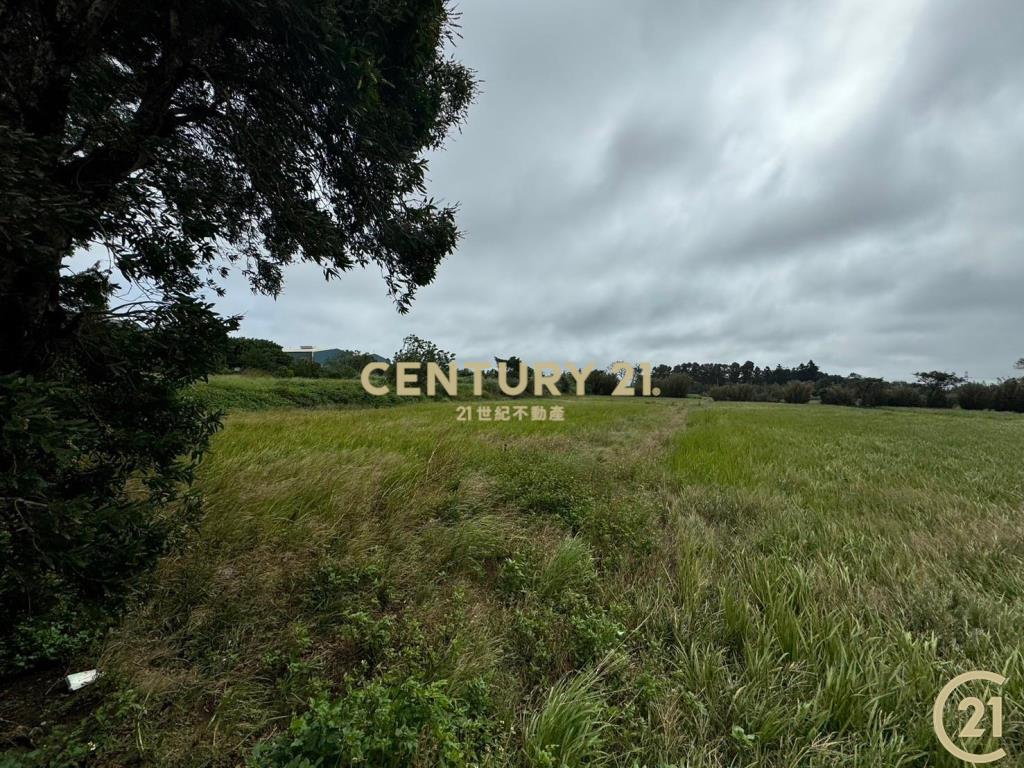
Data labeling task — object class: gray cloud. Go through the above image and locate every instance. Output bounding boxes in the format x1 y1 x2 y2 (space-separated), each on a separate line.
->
209 0 1023 380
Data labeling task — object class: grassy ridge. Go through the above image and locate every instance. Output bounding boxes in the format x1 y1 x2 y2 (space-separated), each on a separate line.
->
190 374 511 412
190 375 405 411
17 400 1024 766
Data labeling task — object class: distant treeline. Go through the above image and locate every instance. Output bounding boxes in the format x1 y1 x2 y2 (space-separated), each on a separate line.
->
224 336 1024 413
690 362 1024 413
652 360 823 386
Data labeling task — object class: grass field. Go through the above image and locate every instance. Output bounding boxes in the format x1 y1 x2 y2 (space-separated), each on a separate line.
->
17 397 1024 767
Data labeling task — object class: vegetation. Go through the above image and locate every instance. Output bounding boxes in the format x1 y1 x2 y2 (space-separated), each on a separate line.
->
1 0 473 673
192 375 404 411
224 338 294 376
781 381 813 404
7 398 1023 766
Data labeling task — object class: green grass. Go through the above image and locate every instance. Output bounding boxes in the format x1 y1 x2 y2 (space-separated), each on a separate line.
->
190 374 405 411
13 398 1024 767
190 373 509 412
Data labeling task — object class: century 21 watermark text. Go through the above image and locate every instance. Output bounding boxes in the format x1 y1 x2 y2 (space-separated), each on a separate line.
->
360 362 659 397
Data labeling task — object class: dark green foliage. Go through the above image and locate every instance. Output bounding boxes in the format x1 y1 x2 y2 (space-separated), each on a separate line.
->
495 356 534 396
849 377 887 407
0 294 230 672
914 370 964 409
992 379 1024 413
395 335 455 367
392 334 456 388
957 383 993 411
251 676 490 768
321 351 385 379
782 381 813 404
225 337 293 374
192 376 404 411
820 386 857 406
586 370 621 396
951 375 1024 413
708 384 755 402
291 359 322 379
654 373 692 398
1 1 473 672
882 385 926 408
659 359 824 388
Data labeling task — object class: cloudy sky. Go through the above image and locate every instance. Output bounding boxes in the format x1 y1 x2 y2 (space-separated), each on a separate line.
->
218 0 1022 380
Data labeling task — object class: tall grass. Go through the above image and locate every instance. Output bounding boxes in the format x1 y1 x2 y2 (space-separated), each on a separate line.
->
523 667 608 767
10 398 1024 767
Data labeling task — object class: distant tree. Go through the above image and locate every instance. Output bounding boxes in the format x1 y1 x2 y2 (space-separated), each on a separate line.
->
957 382 994 411
915 370 965 409
655 373 692 398
782 381 813 404
739 360 756 383
820 385 857 407
291 359 321 379
915 371 967 390
495 355 535 395
322 351 380 379
395 335 455 367
226 337 293 373
851 377 887 407
392 335 454 388
587 370 620 396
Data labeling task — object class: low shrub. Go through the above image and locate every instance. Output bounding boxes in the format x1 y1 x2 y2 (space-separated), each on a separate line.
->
883 385 926 408
586 370 620 396
820 386 857 406
782 381 813 404
708 384 755 402
653 373 692 398
992 378 1024 413
252 676 491 767
957 382 994 411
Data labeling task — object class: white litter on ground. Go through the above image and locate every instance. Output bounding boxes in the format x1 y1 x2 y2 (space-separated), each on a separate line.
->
65 669 100 691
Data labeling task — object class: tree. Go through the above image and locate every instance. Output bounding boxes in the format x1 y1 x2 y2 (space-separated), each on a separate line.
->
655 373 692 398
394 335 455 367
914 370 965 409
782 381 813 404
914 371 967 391
1 1 473 671
226 337 293 374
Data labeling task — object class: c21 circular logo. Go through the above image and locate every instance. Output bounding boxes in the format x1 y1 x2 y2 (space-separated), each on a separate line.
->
932 670 1008 764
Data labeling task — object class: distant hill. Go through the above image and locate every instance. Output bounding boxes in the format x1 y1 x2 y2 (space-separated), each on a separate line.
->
284 347 388 366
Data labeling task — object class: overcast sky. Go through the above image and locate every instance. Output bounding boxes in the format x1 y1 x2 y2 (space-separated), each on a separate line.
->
215 0 1022 380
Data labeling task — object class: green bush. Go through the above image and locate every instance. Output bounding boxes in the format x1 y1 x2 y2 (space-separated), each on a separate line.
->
882 385 926 408
992 378 1024 413
820 386 857 406
653 373 692 398
924 388 951 409
0 293 227 673
782 381 813 404
957 382 994 411
252 677 489 768
708 384 755 402
586 370 620 396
